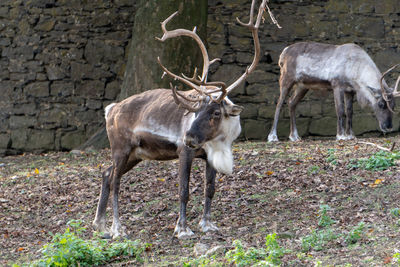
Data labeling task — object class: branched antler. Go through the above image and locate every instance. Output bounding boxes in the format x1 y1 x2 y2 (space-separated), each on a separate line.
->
380 63 400 112
156 0 280 112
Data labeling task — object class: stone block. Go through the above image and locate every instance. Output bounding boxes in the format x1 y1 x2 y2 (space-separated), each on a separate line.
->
46 65 66 80
38 108 68 128
35 19 55 31
2 46 34 60
243 119 270 140
9 115 36 129
25 82 49 97
236 52 253 64
11 129 28 150
13 103 37 115
0 133 10 149
258 104 276 120
245 83 268 99
86 99 102 110
26 0 55 8
61 131 87 150
246 70 277 84
309 117 337 136
104 81 120 100
326 0 350 13
71 62 112 81
352 114 379 135
25 130 55 150
210 64 245 97
355 17 385 39
274 117 310 139
50 81 74 97
76 80 105 99
240 103 258 119
84 40 124 65
375 0 400 14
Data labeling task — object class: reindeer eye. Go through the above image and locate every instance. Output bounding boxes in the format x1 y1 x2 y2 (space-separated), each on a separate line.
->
378 101 386 109
213 110 221 117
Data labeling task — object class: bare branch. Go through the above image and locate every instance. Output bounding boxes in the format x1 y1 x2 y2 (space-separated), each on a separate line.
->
357 141 396 152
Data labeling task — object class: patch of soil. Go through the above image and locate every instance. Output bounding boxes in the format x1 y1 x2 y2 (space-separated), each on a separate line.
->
1 137 400 266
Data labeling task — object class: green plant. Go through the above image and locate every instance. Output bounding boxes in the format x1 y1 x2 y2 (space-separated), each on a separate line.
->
17 220 147 267
393 252 400 265
317 205 335 228
183 255 223 267
225 240 267 267
264 233 287 265
344 222 365 245
357 151 400 171
301 228 339 252
225 234 288 267
390 208 400 218
326 149 337 165
308 165 320 175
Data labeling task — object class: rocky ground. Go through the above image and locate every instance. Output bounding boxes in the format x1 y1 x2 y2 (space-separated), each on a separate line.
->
1 137 400 266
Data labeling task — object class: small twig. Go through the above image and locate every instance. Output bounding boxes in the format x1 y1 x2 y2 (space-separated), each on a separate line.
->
357 141 396 152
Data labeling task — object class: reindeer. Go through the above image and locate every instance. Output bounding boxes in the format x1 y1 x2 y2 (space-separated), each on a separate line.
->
92 0 278 239
267 42 400 142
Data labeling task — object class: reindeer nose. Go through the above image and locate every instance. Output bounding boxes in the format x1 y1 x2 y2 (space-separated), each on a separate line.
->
184 134 200 149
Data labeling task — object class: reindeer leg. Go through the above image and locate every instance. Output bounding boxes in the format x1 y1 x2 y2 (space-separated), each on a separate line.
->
333 86 346 140
199 160 218 233
109 151 140 239
268 79 294 142
93 166 113 234
344 92 355 140
174 146 195 239
288 86 308 141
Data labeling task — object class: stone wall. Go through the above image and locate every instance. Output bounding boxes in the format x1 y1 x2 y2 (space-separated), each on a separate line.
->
207 0 400 140
1 0 400 155
0 0 135 155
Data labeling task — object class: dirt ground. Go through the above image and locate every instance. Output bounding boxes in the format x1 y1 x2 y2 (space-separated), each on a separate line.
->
1 137 400 266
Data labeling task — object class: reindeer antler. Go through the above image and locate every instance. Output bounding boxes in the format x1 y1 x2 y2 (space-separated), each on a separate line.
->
380 63 400 112
156 0 280 112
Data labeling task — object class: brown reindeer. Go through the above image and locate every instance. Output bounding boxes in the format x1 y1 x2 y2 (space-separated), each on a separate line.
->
268 42 400 142
93 0 278 239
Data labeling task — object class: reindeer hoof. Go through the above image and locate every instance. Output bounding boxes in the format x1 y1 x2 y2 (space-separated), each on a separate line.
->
268 134 279 142
174 225 195 239
199 219 219 233
289 135 301 142
336 134 355 141
110 224 127 240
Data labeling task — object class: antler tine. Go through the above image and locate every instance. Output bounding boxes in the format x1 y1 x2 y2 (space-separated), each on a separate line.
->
380 63 400 96
170 83 203 112
393 74 400 97
225 0 271 95
156 11 212 84
157 57 205 94
181 67 202 85
380 63 400 112
236 0 256 27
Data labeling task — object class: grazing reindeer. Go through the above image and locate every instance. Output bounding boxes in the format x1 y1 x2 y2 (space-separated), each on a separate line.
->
268 42 400 142
93 0 277 239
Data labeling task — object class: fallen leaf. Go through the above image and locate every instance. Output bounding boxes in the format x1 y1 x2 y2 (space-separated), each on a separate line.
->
34 168 39 175
383 256 392 264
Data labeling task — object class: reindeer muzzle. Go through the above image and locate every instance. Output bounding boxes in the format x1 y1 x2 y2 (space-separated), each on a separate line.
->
184 134 202 149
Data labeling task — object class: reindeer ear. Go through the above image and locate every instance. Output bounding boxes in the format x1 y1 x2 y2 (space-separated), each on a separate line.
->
367 86 381 98
226 104 244 116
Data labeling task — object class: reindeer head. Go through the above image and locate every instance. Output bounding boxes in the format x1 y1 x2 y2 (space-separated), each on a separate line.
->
156 0 276 156
377 63 400 132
